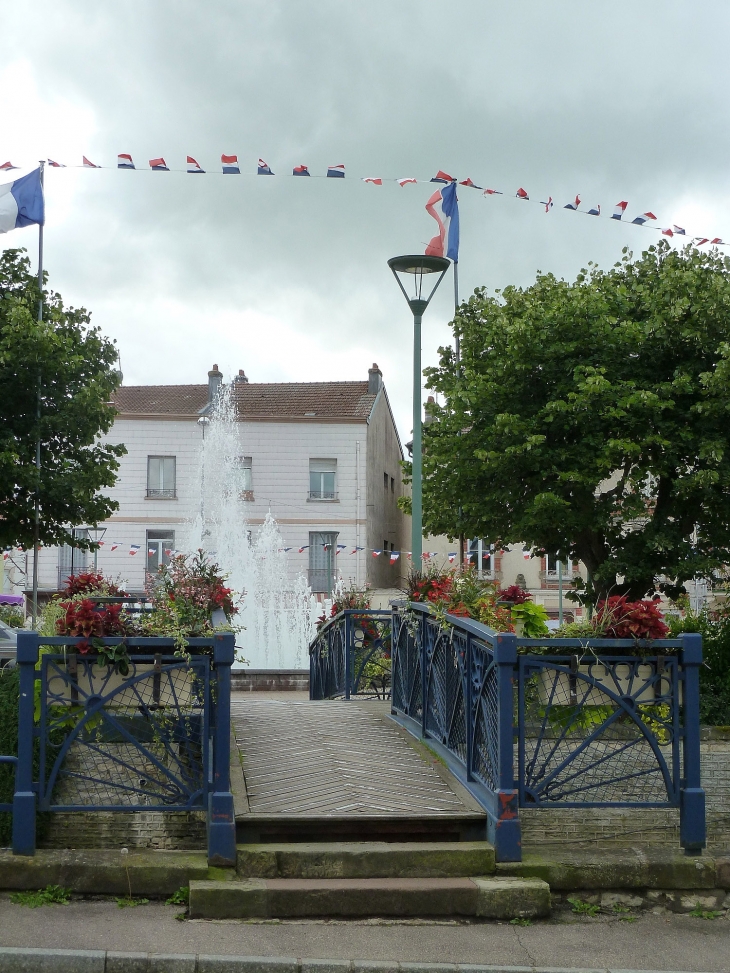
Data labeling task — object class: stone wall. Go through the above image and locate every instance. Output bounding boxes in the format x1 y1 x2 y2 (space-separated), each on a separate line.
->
521 731 730 851
40 810 206 850
231 669 309 692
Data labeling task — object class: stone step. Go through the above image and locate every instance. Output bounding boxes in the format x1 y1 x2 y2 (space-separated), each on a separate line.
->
237 841 495 879
235 812 486 844
188 876 550 919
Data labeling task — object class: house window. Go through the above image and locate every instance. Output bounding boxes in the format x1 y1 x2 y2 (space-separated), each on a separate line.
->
384 472 389 490
57 528 88 588
147 530 175 575
468 539 495 579
308 531 338 594
390 476 395 493
147 456 176 499
238 456 253 498
309 459 337 500
546 554 575 578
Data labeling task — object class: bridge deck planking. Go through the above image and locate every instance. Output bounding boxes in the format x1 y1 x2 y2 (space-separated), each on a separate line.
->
231 696 478 818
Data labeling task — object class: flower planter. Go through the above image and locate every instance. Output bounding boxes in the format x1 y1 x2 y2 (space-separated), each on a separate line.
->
538 660 673 707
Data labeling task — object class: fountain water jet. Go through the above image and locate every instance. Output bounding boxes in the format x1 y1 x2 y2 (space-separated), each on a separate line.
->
183 383 319 669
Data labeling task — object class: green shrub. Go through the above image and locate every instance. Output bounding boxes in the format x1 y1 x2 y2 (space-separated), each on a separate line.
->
668 610 730 726
0 666 20 845
0 606 24 629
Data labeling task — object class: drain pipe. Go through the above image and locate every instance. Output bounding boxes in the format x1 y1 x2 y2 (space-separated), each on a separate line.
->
355 440 361 587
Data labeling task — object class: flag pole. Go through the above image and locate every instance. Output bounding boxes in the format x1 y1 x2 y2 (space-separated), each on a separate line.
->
32 161 45 629
453 257 467 571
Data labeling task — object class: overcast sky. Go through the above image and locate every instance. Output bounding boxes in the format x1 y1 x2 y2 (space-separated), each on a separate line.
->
2 1 730 444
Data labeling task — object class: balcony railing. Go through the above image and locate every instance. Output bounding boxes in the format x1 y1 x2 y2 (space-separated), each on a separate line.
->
308 491 337 501
146 488 177 499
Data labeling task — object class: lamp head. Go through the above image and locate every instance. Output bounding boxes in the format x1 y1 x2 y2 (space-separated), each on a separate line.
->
388 255 450 316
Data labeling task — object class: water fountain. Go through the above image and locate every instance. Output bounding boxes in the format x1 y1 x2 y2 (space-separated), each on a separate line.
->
183 382 320 669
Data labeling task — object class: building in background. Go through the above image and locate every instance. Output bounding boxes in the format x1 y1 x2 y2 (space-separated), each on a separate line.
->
25 364 408 599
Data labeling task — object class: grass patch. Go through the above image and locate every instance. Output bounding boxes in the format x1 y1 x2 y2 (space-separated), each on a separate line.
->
689 903 723 920
116 897 150 908
10 885 70 908
568 897 600 917
166 886 189 906
509 917 531 926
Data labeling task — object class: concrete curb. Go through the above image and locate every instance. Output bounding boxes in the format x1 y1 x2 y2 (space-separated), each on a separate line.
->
0 951 717 973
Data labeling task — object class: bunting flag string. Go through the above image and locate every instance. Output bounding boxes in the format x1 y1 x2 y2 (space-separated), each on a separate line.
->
1 154 725 247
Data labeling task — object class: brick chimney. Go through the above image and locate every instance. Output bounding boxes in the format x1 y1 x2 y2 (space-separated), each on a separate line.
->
234 368 249 384
368 362 383 395
207 364 223 404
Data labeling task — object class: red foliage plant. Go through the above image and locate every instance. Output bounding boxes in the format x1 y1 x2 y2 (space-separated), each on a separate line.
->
596 596 669 640
410 575 454 604
497 584 531 605
56 599 128 652
60 572 127 598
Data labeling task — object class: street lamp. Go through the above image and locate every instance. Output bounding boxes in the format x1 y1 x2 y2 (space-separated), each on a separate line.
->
388 254 450 564
86 526 107 574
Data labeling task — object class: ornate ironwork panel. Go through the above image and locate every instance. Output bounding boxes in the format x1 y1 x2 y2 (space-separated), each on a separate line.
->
424 619 468 765
310 610 391 699
518 655 681 807
470 637 500 792
40 654 210 811
391 610 422 720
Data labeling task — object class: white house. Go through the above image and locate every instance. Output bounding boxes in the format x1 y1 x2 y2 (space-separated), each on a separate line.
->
25 364 409 598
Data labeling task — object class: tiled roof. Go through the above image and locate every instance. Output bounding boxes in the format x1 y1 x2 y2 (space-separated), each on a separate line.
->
112 381 378 420
111 385 208 416
232 381 376 419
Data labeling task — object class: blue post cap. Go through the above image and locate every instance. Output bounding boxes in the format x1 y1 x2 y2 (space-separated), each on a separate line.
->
681 632 703 666
15 631 39 665
213 632 235 666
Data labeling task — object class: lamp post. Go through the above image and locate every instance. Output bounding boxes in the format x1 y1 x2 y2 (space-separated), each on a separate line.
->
388 255 450 564
86 526 107 574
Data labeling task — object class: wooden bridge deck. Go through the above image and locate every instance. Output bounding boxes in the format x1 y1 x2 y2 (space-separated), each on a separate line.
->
231 693 484 842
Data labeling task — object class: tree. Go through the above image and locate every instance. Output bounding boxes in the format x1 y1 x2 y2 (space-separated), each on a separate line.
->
421 242 730 603
0 248 124 550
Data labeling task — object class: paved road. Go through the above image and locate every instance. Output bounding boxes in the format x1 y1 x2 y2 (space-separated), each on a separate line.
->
0 898 728 971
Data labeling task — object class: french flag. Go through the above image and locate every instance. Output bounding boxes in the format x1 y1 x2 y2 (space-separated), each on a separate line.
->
564 195 581 211
0 162 18 171
149 158 169 171
483 188 503 195
587 204 601 216
47 159 65 168
222 154 240 174
612 201 628 220
258 159 274 175
542 197 553 213
459 178 481 189
516 187 529 200
0 168 44 235
129 544 141 555
83 156 100 168
327 163 345 178
298 545 309 553
187 156 205 173
431 170 455 183
117 153 135 169
397 177 417 187
390 552 400 563
293 164 310 176
110 542 120 551
673 225 686 235
711 238 727 245
362 177 382 186
372 550 381 558
632 212 657 225
695 238 709 246
448 553 457 563
661 227 674 237
425 181 459 262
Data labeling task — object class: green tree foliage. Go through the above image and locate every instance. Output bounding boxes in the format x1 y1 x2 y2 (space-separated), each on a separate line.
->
422 242 730 602
0 249 124 550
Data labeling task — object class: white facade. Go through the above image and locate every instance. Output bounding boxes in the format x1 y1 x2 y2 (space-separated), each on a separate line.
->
25 367 407 599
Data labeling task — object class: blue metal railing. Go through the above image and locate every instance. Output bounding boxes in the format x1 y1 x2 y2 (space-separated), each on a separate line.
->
310 610 392 700
389 603 706 863
1 630 236 866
